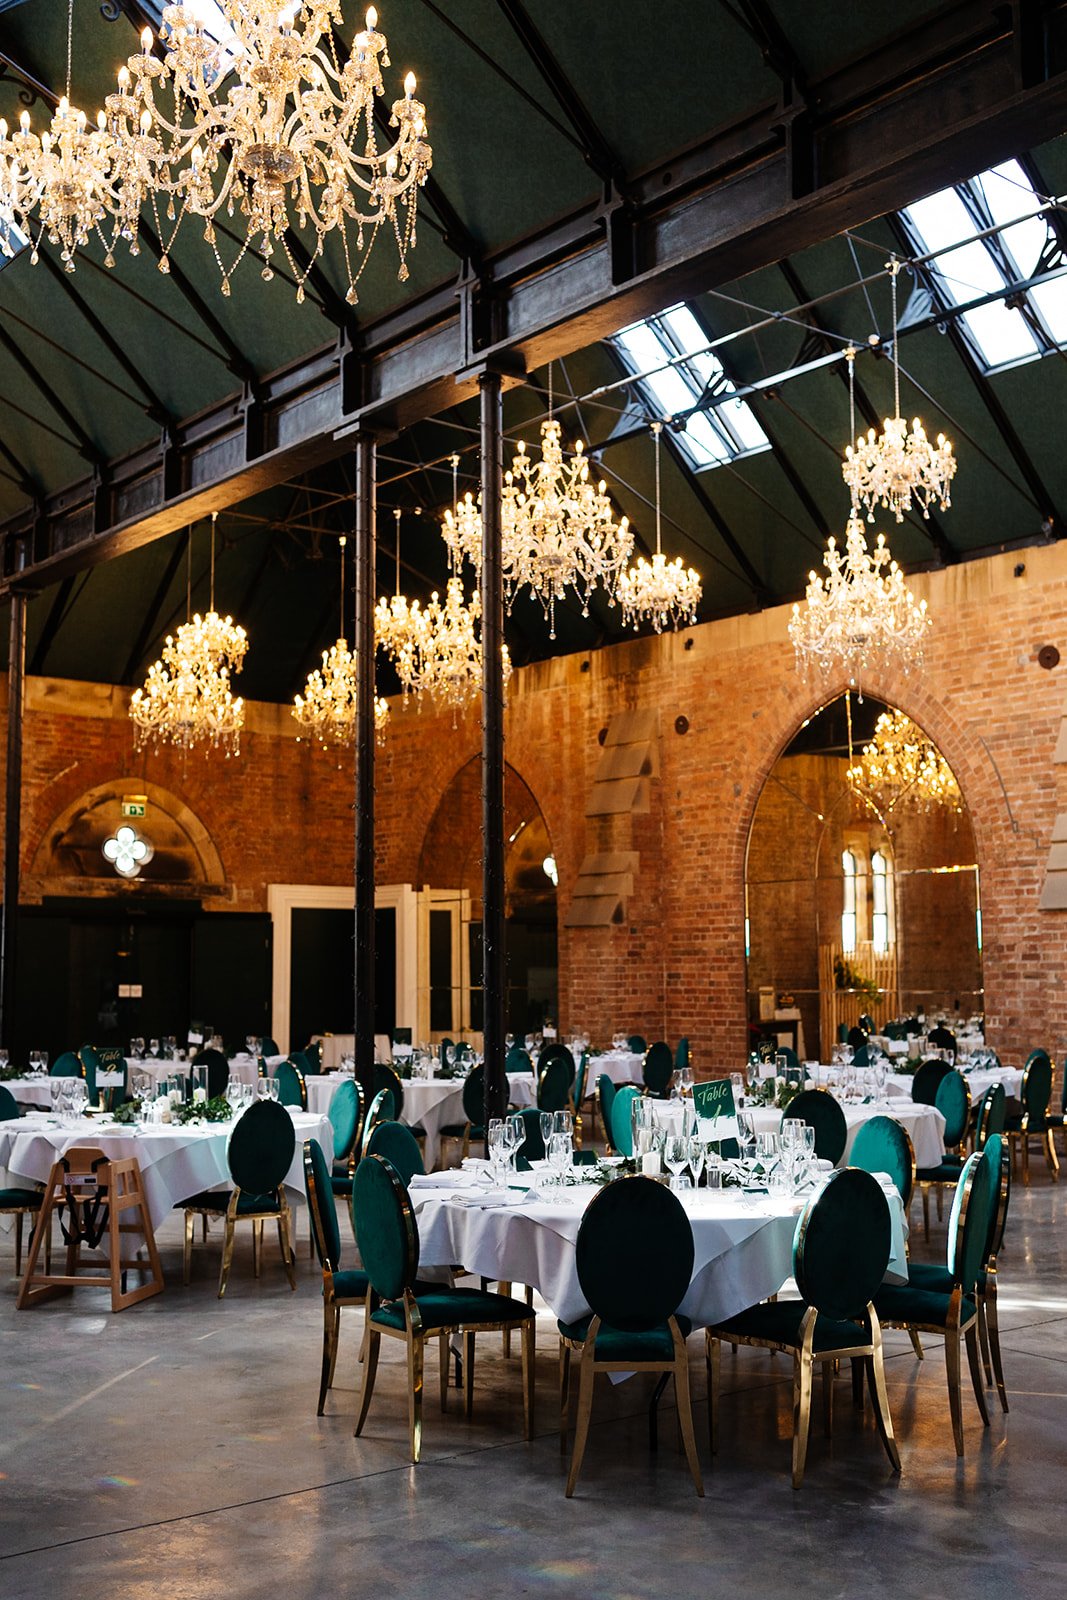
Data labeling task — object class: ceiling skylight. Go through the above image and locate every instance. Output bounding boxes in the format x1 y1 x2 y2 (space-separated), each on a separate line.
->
613 303 770 471
901 159 1067 372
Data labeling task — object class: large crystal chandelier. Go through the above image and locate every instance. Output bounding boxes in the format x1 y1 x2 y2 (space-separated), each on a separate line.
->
441 381 633 639
123 3 432 302
848 708 962 817
617 422 702 634
130 513 248 754
374 509 433 703
0 0 154 269
842 260 956 522
293 535 389 748
789 510 930 688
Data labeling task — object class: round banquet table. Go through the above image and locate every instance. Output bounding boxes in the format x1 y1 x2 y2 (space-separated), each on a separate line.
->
883 1065 1023 1100
585 1051 644 1086
408 1170 908 1328
747 1098 946 1169
0 1108 330 1233
306 1071 540 1167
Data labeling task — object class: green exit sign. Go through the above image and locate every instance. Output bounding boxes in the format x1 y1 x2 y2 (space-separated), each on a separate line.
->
121 796 147 819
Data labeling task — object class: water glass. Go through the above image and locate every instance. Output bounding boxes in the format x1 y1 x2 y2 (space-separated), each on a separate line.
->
548 1131 571 1184
687 1135 705 1186
539 1110 553 1156
257 1077 273 1101
49 1077 65 1115
729 1070 745 1105
130 1037 145 1061
487 1118 507 1185
736 1110 756 1161
507 1112 526 1167
245 1034 260 1058
28 1048 46 1076
68 1078 88 1119
551 1110 573 1140
664 1134 689 1190
226 1075 242 1105
267 1076 280 1103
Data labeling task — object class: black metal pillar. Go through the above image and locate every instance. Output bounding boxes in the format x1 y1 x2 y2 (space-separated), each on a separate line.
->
353 435 377 1109
1 584 25 1047
480 372 508 1129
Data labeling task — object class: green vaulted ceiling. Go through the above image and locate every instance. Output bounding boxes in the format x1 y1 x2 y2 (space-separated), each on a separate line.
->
0 1 1066 697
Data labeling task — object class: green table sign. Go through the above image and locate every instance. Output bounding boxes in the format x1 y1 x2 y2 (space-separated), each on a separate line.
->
693 1079 735 1122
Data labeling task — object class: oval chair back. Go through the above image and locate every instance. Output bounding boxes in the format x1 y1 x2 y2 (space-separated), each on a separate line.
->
642 1041 674 1098
974 1083 1006 1148
537 1057 572 1113
575 1176 694 1331
847 1025 868 1049
304 1137 343 1272
228 1100 296 1194
78 1044 101 1101
0 1083 20 1120
674 1038 690 1072
374 1063 404 1121
785 1088 847 1165
627 1035 647 1054
610 1085 642 1158
275 1059 307 1110
365 1119 425 1187
572 1053 588 1115
597 1075 617 1151
329 1077 363 1165
852 1044 870 1070
192 1047 229 1099
794 1168 892 1321
984 1134 1011 1261
289 1049 316 1080
848 1114 916 1210
538 1043 575 1086
514 1106 546 1163
360 1088 396 1156
934 1069 971 1150
911 1058 953 1106
947 1145 1000 1295
775 1045 801 1073
506 1046 533 1074
303 1041 324 1074
261 1037 280 1057
50 1051 83 1079
1021 1052 1053 1125
353 1153 419 1303
461 1064 485 1130
928 1024 957 1059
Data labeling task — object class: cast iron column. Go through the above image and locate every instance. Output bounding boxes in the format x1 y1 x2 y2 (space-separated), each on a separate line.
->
1 584 26 1047
480 371 508 1129
353 434 377 1107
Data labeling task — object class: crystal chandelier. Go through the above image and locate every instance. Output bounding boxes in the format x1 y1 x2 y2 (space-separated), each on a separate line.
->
789 510 930 688
374 509 433 703
440 380 633 639
848 708 962 817
415 576 511 716
293 535 389 748
617 422 702 633
0 0 154 269
842 260 957 522
119 4 432 303
130 513 248 754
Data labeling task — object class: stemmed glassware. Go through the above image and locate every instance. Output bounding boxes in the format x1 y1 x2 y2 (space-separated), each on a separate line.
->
130 1037 145 1061
487 1118 508 1186
246 1034 260 1059
547 1131 571 1186
507 1112 526 1175
539 1110 553 1157
736 1110 756 1162
27 1048 45 1076
664 1134 689 1192
687 1135 705 1188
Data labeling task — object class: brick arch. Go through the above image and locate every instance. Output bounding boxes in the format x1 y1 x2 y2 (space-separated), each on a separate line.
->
416 754 556 908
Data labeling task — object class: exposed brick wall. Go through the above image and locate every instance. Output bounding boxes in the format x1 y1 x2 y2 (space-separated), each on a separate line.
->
4 543 1067 1074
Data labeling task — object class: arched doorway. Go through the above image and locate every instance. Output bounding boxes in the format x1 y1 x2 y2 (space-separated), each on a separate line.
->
745 692 982 1060
418 758 558 1039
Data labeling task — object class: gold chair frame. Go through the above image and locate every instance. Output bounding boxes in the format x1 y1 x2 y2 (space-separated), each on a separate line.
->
1006 1056 1059 1184
304 1142 371 1415
183 1186 296 1298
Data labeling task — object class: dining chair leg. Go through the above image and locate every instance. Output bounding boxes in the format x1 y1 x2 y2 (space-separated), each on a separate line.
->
183 1209 195 1285
864 1341 901 1473
821 1362 834 1437
499 1281 513 1358
671 1327 703 1497
791 1352 814 1490
14 1212 23 1276
438 1332 449 1412
521 1318 535 1442
252 1217 262 1278
921 1186 930 1240
217 1216 237 1299
354 1328 380 1438
1044 1129 1060 1179
558 1341 571 1454
946 1326 965 1457
965 1324 991 1427
565 1342 596 1498
850 1357 864 1410
1022 1134 1030 1186
408 1332 425 1463
278 1201 297 1290
908 1328 925 1360
977 1296 993 1385
463 1328 475 1419
984 1280 1009 1413
318 1300 336 1415
705 1334 720 1455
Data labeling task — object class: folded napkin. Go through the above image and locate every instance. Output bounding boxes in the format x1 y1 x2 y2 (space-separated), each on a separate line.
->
410 1169 480 1190
447 1188 527 1209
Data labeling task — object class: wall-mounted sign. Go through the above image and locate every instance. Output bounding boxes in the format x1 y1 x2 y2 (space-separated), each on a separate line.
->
121 795 148 819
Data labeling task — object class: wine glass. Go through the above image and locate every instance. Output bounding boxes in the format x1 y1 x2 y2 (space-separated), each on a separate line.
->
130 1037 145 1062
664 1134 689 1191
257 1077 272 1102
487 1118 507 1185
551 1110 573 1140
507 1112 526 1167
148 1038 160 1059
246 1034 260 1059
28 1048 45 1077
539 1110 553 1157
687 1135 705 1187
736 1110 757 1163
548 1131 571 1186
68 1077 88 1118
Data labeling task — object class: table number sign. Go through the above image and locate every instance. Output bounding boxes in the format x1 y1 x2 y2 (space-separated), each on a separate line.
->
693 1079 739 1144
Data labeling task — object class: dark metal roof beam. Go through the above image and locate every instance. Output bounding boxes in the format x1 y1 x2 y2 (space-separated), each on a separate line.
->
5 3 1067 588
28 575 76 675
0 320 103 466
120 530 190 685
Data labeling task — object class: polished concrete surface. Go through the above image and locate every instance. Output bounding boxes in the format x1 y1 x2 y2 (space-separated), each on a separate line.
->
2 1163 1066 1599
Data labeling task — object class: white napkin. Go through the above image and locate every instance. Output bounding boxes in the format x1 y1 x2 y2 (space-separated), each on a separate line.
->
447 1188 526 1209
410 1169 480 1190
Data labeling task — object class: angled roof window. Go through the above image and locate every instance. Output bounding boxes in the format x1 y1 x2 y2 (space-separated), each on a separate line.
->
901 159 1066 372
612 303 770 471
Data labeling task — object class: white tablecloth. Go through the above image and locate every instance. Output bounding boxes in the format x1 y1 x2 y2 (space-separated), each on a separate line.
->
0 1109 330 1232
748 1099 946 1169
305 1071 541 1167
883 1067 1023 1101
410 1177 907 1327
586 1052 644 1087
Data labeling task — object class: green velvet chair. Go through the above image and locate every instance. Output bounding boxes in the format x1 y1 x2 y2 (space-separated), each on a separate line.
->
513 1105 546 1164
537 1056 573 1114
911 1058 953 1106
302 1041 324 1074
571 1052 589 1144
438 1064 485 1164
675 1038 690 1073
275 1058 307 1110
50 1051 86 1089
318 1077 364 1247
353 1154 535 1462
365 1119 425 1186
506 1046 533 1074
538 1044 575 1099
915 1068 972 1237
784 1088 847 1165
849 1114 916 1209
359 1088 396 1157
597 1074 617 1154
610 1085 642 1158
373 1062 405 1121
627 1035 647 1054
928 1024 957 1059
873 1143 999 1456
261 1037 280 1057
77 1044 105 1104
191 1047 229 1099
642 1042 674 1099
852 1044 870 1070
774 1044 801 1073
706 1168 900 1489
973 1082 1006 1150
178 1100 297 1298
0 1084 46 1275
303 1137 371 1415
558 1175 702 1497
1005 1049 1058 1182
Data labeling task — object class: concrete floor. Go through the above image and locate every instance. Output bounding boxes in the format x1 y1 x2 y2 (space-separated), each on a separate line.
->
2 1166 1066 1600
